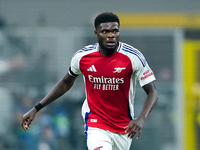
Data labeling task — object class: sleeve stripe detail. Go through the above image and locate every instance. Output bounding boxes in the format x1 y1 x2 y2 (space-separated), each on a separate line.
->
117 42 122 52
121 45 146 67
68 67 79 77
73 44 98 57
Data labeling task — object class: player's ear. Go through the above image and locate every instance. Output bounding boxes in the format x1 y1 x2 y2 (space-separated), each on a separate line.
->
94 29 98 37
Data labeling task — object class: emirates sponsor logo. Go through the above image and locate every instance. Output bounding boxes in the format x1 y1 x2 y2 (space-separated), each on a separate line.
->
88 75 124 84
88 75 124 91
140 70 154 80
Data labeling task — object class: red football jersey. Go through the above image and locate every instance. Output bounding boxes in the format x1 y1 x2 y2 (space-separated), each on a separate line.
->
69 42 155 133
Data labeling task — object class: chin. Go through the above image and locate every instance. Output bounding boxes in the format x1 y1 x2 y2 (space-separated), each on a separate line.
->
106 45 117 50
106 48 116 55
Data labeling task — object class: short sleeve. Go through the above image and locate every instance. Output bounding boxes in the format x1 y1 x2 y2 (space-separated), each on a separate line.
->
136 61 156 87
68 53 82 77
119 43 156 87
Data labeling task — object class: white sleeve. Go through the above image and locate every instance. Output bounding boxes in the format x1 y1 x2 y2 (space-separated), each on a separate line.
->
135 57 156 87
68 53 82 76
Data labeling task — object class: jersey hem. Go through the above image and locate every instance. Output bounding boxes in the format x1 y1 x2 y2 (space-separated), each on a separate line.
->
87 124 127 134
140 77 156 87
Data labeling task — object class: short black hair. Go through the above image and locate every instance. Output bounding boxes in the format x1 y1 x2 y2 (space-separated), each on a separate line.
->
94 12 120 29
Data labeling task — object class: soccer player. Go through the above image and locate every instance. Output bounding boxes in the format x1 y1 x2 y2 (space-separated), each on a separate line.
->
21 12 158 150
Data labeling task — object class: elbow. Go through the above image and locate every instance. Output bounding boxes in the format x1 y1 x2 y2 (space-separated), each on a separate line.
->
154 89 158 103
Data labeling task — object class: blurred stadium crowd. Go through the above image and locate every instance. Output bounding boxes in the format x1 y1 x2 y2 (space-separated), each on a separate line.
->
0 15 87 150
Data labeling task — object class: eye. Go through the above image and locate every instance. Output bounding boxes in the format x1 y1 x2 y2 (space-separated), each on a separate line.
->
113 30 118 34
102 30 107 34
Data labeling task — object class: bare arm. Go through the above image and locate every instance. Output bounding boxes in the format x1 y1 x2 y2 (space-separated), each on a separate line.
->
138 81 158 119
21 72 77 130
125 81 158 139
39 73 77 106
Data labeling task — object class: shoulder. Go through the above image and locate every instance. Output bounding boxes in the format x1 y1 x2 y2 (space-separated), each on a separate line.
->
119 42 146 67
119 42 143 57
73 43 98 58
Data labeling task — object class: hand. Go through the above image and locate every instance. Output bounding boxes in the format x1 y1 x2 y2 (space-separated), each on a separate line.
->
124 116 145 139
21 108 37 130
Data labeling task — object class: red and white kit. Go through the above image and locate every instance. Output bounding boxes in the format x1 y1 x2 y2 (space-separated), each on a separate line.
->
69 42 155 134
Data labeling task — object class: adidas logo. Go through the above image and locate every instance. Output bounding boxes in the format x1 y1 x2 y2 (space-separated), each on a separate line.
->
87 65 97 72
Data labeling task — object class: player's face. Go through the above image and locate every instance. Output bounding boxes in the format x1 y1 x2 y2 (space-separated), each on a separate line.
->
95 22 120 55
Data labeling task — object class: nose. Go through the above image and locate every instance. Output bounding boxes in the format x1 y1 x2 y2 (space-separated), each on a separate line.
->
107 32 114 38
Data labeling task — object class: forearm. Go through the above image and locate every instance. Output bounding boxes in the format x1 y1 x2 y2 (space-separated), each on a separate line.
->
39 79 69 106
22 73 76 130
125 82 158 139
138 82 158 119
38 73 76 107
139 90 158 119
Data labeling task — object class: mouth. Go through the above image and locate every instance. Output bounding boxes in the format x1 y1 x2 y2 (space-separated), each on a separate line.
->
106 41 116 46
